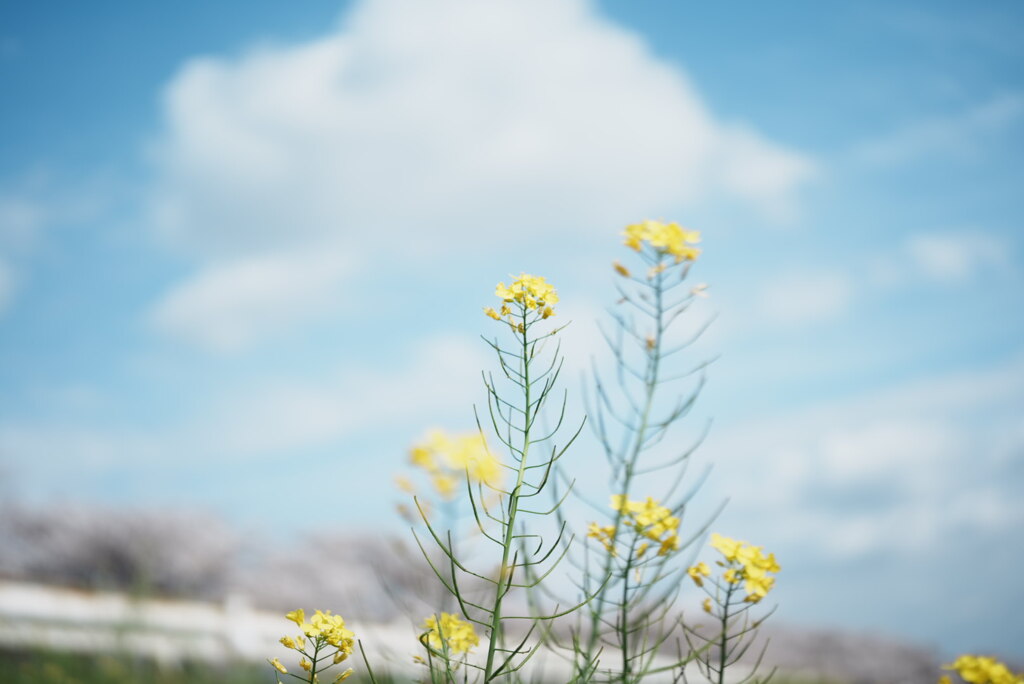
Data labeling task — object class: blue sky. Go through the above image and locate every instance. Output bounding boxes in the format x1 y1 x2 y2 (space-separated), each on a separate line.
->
1 0 1022 659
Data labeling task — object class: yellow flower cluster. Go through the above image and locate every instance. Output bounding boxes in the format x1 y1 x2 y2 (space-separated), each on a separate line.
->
484 273 558 326
690 533 779 604
408 429 503 499
596 495 681 557
623 220 701 263
941 655 1024 684
269 609 355 683
587 522 617 555
284 608 356 653
421 612 480 655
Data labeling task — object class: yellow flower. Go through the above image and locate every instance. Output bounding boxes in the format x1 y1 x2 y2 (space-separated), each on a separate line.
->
279 635 297 649
431 473 458 499
587 522 617 555
943 654 1024 684
334 650 349 664
657 534 680 556
492 273 558 317
636 542 650 558
394 475 415 494
268 658 288 674
484 306 502 320
622 220 701 263
702 598 713 614
647 263 666 279
613 261 631 277
609 495 680 553
710 533 742 562
709 534 780 603
422 613 480 654
334 668 354 683
300 658 312 672
285 609 305 627
687 562 711 587
407 430 504 500
409 445 436 472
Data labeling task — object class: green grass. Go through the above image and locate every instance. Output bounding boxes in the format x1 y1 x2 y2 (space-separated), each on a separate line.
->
0 648 277 684
0 648 842 684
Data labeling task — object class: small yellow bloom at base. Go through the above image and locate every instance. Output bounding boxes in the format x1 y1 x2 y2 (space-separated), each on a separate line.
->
422 613 480 654
943 654 1024 684
702 598 713 614
268 658 287 674
280 635 296 649
483 306 501 320
300 658 312 672
334 668 355 683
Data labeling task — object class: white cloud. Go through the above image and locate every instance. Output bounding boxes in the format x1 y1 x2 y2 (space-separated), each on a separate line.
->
149 251 353 352
852 92 1024 165
904 231 1009 282
703 354 1024 559
0 261 14 316
209 334 487 454
1 333 490 492
147 0 815 349
866 229 1014 288
755 271 852 324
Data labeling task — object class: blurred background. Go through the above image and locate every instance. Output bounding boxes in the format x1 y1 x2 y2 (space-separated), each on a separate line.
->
1 0 1022 682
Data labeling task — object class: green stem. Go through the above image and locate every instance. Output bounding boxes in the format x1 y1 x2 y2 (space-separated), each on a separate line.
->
310 639 321 684
620 538 636 683
484 307 534 682
717 579 736 684
581 260 667 677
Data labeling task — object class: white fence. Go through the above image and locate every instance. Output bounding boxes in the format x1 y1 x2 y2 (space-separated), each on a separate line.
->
0 580 754 682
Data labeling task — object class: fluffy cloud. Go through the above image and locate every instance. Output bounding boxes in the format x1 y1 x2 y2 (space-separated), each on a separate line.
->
851 92 1024 165
754 271 853 325
0 260 13 316
904 231 1010 282
147 0 814 350
703 354 1024 560
149 251 353 351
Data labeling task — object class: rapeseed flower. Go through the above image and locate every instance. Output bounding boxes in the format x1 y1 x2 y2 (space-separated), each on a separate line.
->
487 273 558 324
422 613 480 655
623 220 701 263
609 495 681 556
405 429 504 500
943 654 1024 684
687 562 711 587
708 534 780 603
273 608 356 682
588 522 617 555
